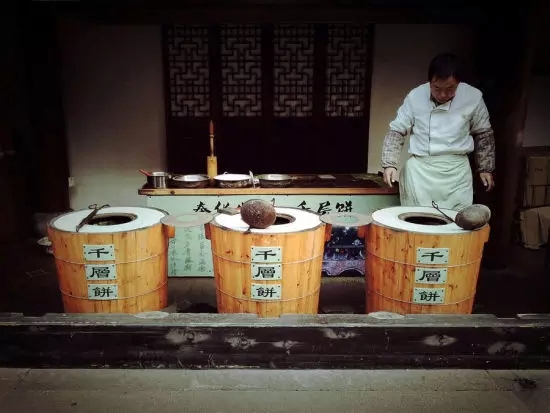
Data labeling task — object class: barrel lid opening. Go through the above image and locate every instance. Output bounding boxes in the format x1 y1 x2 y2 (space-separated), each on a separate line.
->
272 213 295 225
88 213 137 226
398 212 452 226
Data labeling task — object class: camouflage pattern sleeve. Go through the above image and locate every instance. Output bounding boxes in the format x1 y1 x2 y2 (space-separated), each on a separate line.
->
472 128 495 173
381 130 406 169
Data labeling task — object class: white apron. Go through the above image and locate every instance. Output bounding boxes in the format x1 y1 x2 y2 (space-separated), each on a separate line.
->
399 154 473 211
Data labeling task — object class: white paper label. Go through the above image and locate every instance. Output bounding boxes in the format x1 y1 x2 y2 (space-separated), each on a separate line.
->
87 284 118 300
251 246 282 263
414 267 448 284
83 244 115 261
251 263 282 280
85 264 117 280
251 283 282 300
413 287 446 305
416 248 449 264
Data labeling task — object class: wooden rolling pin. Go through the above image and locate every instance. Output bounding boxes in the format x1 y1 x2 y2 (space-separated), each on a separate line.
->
207 120 218 180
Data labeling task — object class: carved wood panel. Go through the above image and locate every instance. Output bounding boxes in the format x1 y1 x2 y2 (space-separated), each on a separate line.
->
163 23 373 174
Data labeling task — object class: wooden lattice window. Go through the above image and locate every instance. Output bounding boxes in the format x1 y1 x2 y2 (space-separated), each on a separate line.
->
162 23 373 174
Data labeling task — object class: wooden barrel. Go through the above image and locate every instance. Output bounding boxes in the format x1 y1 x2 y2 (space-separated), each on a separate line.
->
47 206 172 313
205 206 331 317
365 206 490 315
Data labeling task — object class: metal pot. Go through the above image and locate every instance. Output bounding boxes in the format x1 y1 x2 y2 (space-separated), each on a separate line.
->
214 173 253 188
146 172 171 189
257 173 293 188
170 174 210 189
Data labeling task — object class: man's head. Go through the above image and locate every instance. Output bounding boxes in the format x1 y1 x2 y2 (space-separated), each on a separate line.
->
428 53 463 104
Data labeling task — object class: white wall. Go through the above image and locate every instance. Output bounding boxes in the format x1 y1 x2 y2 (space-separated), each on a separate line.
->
62 20 545 208
58 19 166 210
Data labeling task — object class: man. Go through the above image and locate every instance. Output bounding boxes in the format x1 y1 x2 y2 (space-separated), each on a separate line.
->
381 52 495 211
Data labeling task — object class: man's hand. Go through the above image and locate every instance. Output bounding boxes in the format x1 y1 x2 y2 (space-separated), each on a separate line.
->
383 167 398 187
479 172 495 192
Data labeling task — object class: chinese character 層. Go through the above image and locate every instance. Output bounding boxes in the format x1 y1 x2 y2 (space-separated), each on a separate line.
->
317 201 331 215
254 266 276 279
418 270 441 282
90 266 111 279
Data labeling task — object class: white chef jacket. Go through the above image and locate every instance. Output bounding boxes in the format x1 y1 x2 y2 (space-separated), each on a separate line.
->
389 82 492 157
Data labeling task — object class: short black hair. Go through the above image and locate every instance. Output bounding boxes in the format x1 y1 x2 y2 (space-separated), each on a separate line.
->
428 53 463 82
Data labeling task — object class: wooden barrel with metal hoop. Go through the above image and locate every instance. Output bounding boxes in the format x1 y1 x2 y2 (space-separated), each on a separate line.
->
48 206 173 313
204 206 332 318
365 206 490 315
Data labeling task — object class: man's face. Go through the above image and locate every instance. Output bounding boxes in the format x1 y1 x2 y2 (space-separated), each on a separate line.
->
430 76 458 105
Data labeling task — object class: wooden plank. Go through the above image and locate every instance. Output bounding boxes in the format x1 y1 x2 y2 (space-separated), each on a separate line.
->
0 312 549 369
138 186 398 196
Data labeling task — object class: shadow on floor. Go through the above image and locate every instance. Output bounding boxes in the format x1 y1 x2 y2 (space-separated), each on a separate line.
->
0 238 548 316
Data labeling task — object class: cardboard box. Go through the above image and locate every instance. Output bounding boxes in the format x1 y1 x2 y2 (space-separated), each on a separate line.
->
526 156 549 186
519 206 550 249
522 156 550 207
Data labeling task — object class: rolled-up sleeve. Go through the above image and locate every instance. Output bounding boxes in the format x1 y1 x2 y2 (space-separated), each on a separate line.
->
471 97 495 173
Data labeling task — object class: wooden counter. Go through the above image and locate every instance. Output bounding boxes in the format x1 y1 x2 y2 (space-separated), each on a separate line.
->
137 173 398 196
138 173 400 278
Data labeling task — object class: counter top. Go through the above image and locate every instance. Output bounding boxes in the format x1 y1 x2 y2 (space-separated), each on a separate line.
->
138 174 398 196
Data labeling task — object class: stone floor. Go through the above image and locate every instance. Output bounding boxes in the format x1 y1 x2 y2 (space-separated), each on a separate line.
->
0 238 548 316
0 368 549 412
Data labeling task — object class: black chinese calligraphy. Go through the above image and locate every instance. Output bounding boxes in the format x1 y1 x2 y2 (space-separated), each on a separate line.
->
414 288 445 304
86 247 111 259
297 200 311 211
296 200 354 215
254 266 276 279
254 286 279 298
417 248 449 264
421 251 444 262
418 290 441 302
418 270 442 283
335 201 353 212
254 249 278 261
89 266 112 279
317 201 331 215
92 286 116 298
193 201 211 213
214 201 230 212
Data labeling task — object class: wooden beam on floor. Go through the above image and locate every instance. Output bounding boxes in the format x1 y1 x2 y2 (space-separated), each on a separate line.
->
1 312 550 369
